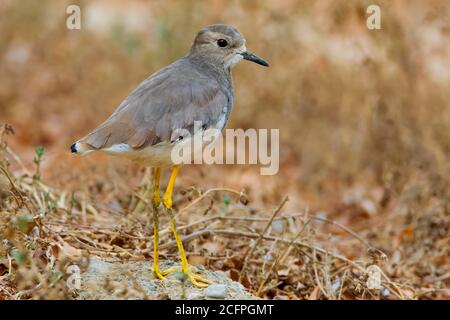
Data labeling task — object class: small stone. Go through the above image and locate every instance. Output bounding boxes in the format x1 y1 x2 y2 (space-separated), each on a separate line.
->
381 287 390 298
296 282 306 290
262 253 274 262
361 199 377 215
274 295 289 300
331 279 341 294
205 284 227 299
187 292 203 300
271 220 285 234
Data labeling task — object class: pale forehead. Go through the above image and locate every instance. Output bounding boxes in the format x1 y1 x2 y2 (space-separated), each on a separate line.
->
195 24 246 47
204 24 242 38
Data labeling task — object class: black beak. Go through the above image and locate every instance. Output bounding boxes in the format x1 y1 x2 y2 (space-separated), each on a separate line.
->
240 51 269 67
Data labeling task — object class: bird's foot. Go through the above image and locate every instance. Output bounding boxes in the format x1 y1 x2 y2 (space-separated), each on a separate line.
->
152 267 167 281
161 265 212 288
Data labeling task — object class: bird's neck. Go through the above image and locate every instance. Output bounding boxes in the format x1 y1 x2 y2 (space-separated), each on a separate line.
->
186 53 232 83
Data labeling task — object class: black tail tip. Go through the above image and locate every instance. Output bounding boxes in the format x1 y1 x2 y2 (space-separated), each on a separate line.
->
70 143 77 153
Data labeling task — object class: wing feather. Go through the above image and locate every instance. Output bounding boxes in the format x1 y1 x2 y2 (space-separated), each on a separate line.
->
82 59 228 150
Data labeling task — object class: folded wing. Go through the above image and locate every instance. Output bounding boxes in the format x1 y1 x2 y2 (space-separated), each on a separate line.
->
81 59 228 150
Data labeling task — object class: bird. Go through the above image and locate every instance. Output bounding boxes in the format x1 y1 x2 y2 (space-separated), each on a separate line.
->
70 24 269 287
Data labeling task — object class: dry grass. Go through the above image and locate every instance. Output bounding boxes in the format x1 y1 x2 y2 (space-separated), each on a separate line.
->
0 0 449 299
0 125 447 299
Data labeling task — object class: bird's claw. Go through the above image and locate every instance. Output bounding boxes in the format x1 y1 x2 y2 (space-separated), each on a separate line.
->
160 265 212 288
152 267 168 281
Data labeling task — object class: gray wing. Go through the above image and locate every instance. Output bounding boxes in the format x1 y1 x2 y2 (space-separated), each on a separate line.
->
82 59 228 149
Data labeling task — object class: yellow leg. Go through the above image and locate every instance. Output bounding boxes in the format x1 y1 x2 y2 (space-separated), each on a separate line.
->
151 168 166 280
162 165 211 288
152 168 161 208
162 165 180 213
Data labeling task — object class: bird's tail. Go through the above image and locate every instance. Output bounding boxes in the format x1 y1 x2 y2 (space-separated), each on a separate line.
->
70 140 95 155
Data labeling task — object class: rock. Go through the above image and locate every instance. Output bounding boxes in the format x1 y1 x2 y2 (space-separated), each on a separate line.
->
273 295 289 300
330 279 341 295
361 199 377 215
381 287 390 298
205 284 227 299
76 258 257 300
271 220 285 234
186 292 203 300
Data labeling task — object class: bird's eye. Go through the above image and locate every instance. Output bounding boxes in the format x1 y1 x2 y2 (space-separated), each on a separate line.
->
217 39 228 47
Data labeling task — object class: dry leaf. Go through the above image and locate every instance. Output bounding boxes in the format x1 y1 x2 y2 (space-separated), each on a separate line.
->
308 286 320 300
58 241 82 259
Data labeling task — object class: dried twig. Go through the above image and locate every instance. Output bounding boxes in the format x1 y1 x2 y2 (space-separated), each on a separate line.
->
159 227 365 272
256 216 311 296
171 212 373 250
239 197 289 281
175 187 246 218
0 166 34 213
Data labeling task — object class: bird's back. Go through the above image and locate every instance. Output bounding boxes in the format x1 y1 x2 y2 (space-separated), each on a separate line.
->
73 56 233 159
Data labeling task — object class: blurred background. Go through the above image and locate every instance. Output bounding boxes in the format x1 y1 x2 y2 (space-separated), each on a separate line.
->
0 0 449 299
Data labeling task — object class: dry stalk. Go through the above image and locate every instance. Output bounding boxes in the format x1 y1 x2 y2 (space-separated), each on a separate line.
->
159 228 365 272
256 216 311 296
238 197 288 282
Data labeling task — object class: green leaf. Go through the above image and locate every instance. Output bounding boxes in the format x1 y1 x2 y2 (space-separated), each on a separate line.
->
222 194 231 206
34 145 45 159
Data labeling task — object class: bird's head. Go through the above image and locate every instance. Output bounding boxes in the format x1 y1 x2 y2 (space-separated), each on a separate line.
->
190 24 269 70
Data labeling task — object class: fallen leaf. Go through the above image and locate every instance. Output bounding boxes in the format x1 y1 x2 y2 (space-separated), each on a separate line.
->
308 286 320 300
58 241 82 259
